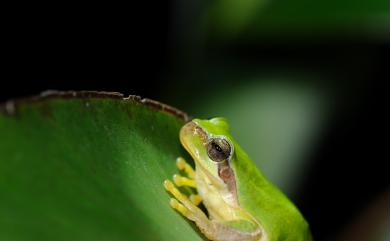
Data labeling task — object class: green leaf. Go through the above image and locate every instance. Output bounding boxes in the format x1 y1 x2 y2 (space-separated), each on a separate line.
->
0 91 203 241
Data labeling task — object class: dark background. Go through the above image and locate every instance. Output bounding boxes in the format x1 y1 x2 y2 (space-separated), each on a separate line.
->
3 2 389 241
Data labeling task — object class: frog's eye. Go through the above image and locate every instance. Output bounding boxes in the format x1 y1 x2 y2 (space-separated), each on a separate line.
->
207 138 232 162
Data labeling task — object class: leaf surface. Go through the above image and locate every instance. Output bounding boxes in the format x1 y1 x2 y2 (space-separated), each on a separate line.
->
0 91 202 241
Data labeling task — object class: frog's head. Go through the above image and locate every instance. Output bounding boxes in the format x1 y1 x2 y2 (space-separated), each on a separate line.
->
180 117 236 188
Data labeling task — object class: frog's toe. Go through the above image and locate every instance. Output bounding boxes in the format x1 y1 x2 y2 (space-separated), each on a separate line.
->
170 198 189 216
176 157 186 170
176 157 195 179
173 174 196 188
163 179 175 192
163 179 188 203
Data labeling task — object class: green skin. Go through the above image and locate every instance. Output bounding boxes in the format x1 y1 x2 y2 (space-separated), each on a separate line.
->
182 118 312 241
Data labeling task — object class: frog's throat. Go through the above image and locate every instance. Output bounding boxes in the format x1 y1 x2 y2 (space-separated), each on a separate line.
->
180 121 239 207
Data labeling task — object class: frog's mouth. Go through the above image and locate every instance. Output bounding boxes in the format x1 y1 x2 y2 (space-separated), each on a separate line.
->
180 121 208 145
179 121 209 163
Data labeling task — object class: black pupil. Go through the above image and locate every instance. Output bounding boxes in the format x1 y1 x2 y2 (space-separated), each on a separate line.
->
213 143 223 152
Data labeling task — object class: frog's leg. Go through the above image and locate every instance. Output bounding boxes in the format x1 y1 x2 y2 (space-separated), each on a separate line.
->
163 180 215 239
164 180 261 241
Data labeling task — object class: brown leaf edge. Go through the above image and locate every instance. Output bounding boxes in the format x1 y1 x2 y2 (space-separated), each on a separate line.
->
0 90 190 122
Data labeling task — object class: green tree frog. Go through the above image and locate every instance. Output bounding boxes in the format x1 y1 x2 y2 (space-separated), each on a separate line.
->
164 118 312 241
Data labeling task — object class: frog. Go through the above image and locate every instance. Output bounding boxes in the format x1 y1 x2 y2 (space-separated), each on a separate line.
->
164 117 312 241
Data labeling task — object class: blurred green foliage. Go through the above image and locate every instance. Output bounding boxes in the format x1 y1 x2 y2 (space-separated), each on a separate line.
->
205 0 390 39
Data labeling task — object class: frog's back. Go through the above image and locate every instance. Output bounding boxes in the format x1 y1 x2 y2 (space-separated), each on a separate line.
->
232 145 312 241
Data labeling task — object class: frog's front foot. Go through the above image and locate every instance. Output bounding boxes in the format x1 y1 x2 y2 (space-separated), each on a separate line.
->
163 157 208 222
163 179 213 239
166 157 202 204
